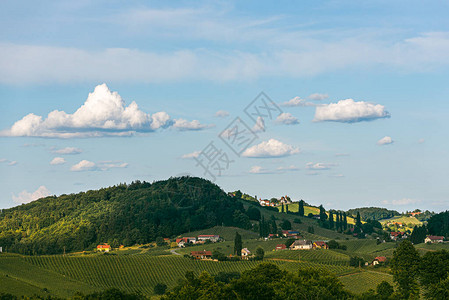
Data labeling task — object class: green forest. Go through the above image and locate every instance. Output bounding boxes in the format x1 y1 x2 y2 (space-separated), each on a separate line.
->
0 177 251 255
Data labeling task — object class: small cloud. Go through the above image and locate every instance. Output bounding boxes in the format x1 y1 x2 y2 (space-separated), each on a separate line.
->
249 166 273 174
281 96 315 107
50 157 66 165
314 99 390 123
252 116 265 133
306 162 337 170
0 159 17 166
308 93 329 101
71 160 97 171
181 151 201 159
383 198 421 206
329 174 344 178
306 171 319 176
173 119 213 131
12 185 51 204
8 161 17 166
418 138 425 144
70 160 128 171
52 147 82 155
377 136 394 145
215 110 230 118
277 165 300 172
242 139 300 158
275 113 299 125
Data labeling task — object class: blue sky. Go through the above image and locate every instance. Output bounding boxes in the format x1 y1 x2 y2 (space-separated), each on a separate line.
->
1 0 448 212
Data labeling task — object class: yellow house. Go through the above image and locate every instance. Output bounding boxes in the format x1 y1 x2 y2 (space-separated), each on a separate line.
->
97 244 111 252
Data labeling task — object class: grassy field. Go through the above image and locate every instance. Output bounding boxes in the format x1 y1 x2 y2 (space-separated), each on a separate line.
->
20 254 356 297
380 216 422 229
0 255 97 297
339 271 394 294
266 249 350 265
337 240 398 261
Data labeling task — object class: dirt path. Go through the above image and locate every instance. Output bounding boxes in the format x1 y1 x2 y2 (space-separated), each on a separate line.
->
170 248 182 256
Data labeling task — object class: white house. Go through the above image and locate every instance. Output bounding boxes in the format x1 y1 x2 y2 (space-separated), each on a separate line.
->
197 235 220 242
425 236 444 243
241 248 251 259
289 240 313 250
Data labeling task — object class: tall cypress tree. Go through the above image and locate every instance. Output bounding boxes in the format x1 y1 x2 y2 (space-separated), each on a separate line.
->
336 211 340 230
343 212 348 230
319 205 327 221
356 212 362 228
270 215 277 234
329 211 334 229
234 232 242 256
286 204 289 214
298 200 304 217
281 203 284 213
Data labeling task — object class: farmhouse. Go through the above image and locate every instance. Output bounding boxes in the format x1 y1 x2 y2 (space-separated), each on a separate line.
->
176 237 197 247
373 256 387 265
197 235 220 242
241 248 252 259
289 240 313 250
97 244 111 252
275 244 286 251
190 250 212 260
390 232 405 241
313 241 329 249
282 230 301 238
425 236 444 243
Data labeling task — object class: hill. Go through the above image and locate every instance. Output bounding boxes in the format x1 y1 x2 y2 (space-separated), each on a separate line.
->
347 207 400 221
0 177 248 255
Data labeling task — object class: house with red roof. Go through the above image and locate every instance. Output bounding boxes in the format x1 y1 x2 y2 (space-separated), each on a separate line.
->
97 244 111 252
313 241 329 249
373 256 387 265
191 250 212 260
425 236 445 243
275 244 286 251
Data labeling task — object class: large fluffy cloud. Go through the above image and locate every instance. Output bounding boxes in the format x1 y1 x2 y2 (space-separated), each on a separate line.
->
50 157 66 165
242 139 299 158
314 99 390 123
12 186 51 204
0 84 211 138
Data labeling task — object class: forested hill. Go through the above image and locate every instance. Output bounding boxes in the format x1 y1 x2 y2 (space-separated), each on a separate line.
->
0 177 247 255
347 207 400 221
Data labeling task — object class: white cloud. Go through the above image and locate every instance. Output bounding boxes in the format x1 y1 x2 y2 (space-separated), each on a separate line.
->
50 157 66 165
281 96 314 107
181 151 201 159
382 198 421 206
277 165 300 172
314 99 390 123
52 147 82 155
173 119 212 131
249 165 270 174
377 136 394 145
252 116 265 132
306 162 337 170
215 110 230 118
12 186 51 204
70 160 128 171
1 158 17 166
308 93 329 101
418 138 425 144
276 113 299 125
0 84 211 138
335 153 350 157
71 160 97 171
242 139 300 158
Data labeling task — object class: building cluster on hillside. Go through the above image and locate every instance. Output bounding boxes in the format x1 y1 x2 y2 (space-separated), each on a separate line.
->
176 235 220 247
275 240 329 251
390 231 408 241
258 195 293 207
